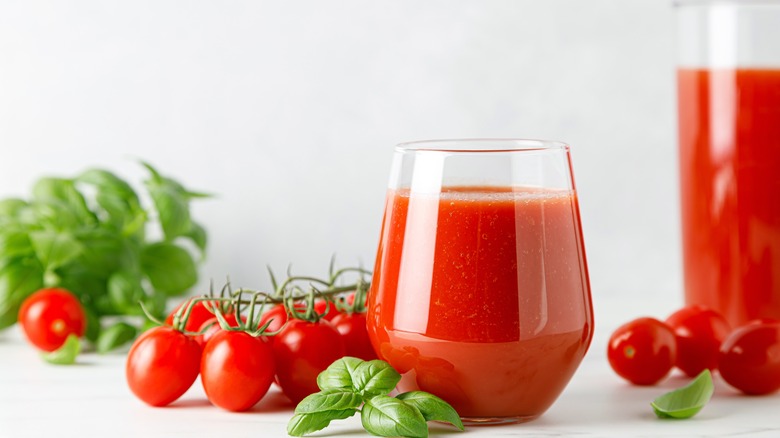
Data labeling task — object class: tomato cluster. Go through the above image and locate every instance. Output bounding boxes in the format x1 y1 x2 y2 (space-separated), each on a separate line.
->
126 292 377 411
608 305 780 395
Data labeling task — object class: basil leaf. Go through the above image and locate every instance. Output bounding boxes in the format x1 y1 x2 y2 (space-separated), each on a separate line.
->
295 389 363 414
96 321 137 353
652 369 714 419
317 356 365 391
101 198 144 234
143 163 192 241
0 198 28 218
21 201 82 230
316 357 400 397
76 169 139 205
0 259 45 329
142 292 168 320
0 230 34 259
32 178 96 225
396 391 464 430
41 334 81 365
74 230 132 275
29 230 84 271
353 360 402 397
288 409 357 437
56 264 108 304
140 242 197 295
185 222 208 256
77 169 146 236
107 270 145 314
82 305 101 342
361 395 428 438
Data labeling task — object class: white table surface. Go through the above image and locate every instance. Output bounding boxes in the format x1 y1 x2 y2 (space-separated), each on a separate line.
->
2 319 780 438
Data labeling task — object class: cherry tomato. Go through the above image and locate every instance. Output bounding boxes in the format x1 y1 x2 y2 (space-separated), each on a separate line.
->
719 321 780 395
331 312 377 361
164 299 218 332
196 314 244 347
273 319 346 403
18 288 86 352
201 330 276 411
314 299 342 321
259 304 292 333
126 326 202 407
607 317 677 385
665 305 731 377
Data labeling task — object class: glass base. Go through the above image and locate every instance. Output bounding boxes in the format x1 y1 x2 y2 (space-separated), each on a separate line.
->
460 414 540 426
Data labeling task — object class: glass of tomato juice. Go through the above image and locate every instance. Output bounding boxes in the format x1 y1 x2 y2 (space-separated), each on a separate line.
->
366 139 594 424
677 1 780 326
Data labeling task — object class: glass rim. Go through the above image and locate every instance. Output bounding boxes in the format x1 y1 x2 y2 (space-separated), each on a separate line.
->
395 138 570 154
674 0 780 7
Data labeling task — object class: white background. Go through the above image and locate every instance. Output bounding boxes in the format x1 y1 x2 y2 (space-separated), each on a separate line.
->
0 0 680 328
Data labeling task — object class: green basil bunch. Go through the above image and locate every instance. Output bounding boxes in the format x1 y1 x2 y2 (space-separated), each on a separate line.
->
289 357 464 437
0 162 208 350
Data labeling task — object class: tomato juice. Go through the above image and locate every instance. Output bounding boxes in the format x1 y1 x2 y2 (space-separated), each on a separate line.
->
678 68 780 325
367 186 593 420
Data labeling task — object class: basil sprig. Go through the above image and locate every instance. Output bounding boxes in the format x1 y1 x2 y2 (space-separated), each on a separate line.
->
0 162 208 352
288 357 464 437
651 369 714 419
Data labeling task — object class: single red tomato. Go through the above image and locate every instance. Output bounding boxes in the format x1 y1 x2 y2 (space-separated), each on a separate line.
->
331 312 377 361
201 330 276 411
18 288 86 352
719 321 780 395
607 317 677 385
665 305 731 377
196 314 245 347
164 298 217 332
273 319 346 403
126 326 202 407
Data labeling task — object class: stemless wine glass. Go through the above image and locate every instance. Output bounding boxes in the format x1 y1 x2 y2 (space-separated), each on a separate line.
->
366 139 594 425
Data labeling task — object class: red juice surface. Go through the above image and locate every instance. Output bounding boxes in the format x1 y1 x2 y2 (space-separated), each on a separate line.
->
367 186 593 419
678 69 780 325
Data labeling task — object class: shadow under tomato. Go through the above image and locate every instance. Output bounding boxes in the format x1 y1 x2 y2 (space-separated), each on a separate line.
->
248 389 296 413
428 424 468 435
655 373 695 390
60 360 95 367
309 428 368 437
167 398 212 408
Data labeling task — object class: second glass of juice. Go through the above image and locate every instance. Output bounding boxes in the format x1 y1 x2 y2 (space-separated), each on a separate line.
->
677 1 780 325
366 139 594 424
